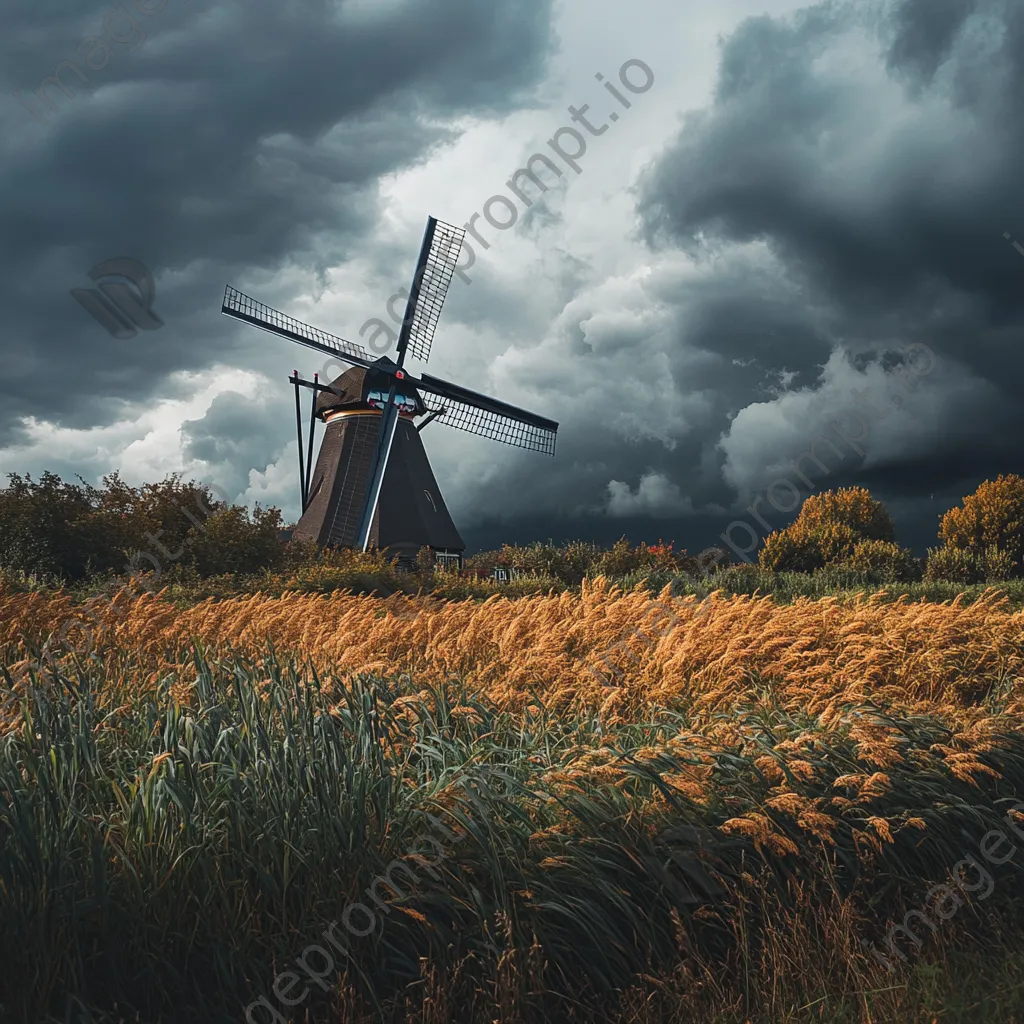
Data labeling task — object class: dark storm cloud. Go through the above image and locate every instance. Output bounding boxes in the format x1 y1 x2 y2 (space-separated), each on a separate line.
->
621 0 1024 552
0 0 555 443
884 0 979 86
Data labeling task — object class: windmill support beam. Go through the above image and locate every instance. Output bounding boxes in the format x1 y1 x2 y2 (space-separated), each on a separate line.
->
305 372 318 505
354 380 402 551
292 372 307 511
289 372 341 512
415 408 445 433
290 375 343 397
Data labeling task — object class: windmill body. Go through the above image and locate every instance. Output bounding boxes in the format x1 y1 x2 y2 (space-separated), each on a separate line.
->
292 360 464 559
221 216 557 566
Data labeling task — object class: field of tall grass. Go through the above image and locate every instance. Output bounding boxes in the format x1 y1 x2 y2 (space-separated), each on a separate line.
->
4 580 1024 1021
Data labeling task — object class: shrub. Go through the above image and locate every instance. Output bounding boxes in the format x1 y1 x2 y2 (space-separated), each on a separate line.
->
595 537 650 578
983 544 1018 581
759 488 894 573
696 547 731 573
0 567 60 593
187 504 285 576
925 544 1016 584
282 537 322 568
462 547 499 574
760 529 823 573
0 471 115 580
794 487 895 542
499 541 572 580
0 471 284 582
760 524 860 573
415 544 438 575
939 475 1024 574
924 546 985 584
813 522 863 563
562 540 605 581
838 539 922 582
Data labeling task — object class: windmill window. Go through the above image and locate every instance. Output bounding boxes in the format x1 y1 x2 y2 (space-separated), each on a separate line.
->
434 551 461 570
367 389 418 414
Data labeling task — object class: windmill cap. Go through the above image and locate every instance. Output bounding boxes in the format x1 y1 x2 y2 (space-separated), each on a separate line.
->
315 359 424 417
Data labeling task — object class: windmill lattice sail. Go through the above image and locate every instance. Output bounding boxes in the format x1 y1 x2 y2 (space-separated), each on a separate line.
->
418 373 557 455
222 286 373 368
398 219 466 363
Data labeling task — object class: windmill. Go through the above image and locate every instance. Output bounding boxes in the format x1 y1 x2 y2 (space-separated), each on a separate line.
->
221 217 558 567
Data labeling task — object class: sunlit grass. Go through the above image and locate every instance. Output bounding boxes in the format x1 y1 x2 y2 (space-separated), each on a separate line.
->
4 582 1024 1021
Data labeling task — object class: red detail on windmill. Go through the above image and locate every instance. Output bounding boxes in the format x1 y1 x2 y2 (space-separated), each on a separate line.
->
396 371 405 379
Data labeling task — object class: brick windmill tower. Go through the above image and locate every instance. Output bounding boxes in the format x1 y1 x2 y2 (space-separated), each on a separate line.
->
221 217 558 567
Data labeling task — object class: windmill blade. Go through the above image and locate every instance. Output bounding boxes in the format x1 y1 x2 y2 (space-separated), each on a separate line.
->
222 285 375 371
395 218 466 365
416 372 557 455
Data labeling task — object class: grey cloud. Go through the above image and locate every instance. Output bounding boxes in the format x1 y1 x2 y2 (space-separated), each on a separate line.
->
614 0 1024 551
883 0 979 87
0 0 555 443
445 0 1024 555
181 389 280 459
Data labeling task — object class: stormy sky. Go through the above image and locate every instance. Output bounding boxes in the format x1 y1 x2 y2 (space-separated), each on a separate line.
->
1 0 1022 557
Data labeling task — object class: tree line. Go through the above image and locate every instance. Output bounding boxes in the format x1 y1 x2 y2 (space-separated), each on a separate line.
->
2 471 1023 585
0 472 285 582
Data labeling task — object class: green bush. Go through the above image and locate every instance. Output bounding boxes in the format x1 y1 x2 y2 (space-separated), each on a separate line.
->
837 539 922 582
0 471 118 580
924 544 1016 584
0 471 284 583
186 505 284 576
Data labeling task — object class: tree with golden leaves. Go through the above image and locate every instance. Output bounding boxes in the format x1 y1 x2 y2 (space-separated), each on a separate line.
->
929 474 1024 578
760 487 896 573
939 475 1024 563
789 487 895 541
